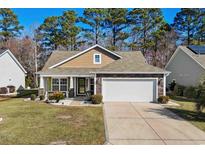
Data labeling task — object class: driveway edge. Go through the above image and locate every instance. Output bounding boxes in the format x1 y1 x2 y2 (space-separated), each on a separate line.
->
102 103 111 145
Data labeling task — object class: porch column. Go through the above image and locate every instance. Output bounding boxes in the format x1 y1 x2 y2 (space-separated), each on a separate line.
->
94 74 96 94
70 77 73 88
87 78 90 91
74 77 76 97
40 76 44 89
163 74 166 96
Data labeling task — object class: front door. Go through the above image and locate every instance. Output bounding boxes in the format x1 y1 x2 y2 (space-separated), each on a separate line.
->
77 78 86 95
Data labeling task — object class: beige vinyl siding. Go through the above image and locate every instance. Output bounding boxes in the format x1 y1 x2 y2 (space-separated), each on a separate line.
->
166 48 205 87
58 48 118 68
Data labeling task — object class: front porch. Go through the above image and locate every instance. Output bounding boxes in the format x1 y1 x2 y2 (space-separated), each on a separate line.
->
39 75 96 99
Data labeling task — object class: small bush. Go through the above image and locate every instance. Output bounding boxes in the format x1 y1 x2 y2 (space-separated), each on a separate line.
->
39 95 45 100
68 88 74 98
196 90 205 113
158 96 170 104
172 84 185 96
48 94 54 100
91 94 103 104
195 76 205 112
7 85 15 93
85 91 92 101
17 89 38 98
0 87 8 94
183 86 197 99
169 80 176 91
30 94 36 101
49 92 64 102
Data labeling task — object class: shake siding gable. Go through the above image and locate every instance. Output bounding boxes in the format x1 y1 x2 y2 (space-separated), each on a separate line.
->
58 48 118 68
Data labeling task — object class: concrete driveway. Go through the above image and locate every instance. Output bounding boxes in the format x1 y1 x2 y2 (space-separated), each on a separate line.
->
103 102 205 145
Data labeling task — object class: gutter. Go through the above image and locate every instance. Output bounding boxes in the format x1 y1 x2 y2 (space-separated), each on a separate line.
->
90 71 171 75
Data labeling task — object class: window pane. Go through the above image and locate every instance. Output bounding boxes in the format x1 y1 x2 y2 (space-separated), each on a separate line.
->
60 79 67 91
90 78 94 84
95 55 100 63
52 78 59 91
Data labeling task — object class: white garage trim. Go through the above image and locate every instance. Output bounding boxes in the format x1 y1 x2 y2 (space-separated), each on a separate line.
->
102 78 158 102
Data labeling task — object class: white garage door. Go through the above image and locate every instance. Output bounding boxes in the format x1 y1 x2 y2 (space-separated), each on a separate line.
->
102 78 157 102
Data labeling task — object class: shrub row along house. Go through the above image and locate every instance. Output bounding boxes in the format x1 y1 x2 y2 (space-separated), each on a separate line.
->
0 49 27 94
37 45 169 103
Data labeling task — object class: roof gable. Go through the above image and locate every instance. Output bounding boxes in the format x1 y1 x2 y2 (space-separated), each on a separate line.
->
0 49 27 74
49 44 122 69
166 46 205 71
39 50 166 75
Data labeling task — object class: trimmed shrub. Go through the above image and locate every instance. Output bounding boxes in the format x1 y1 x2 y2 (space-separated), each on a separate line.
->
173 84 185 96
183 86 197 99
48 94 54 100
196 90 205 113
196 85 204 98
17 89 38 98
39 95 45 101
169 80 176 91
7 85 15 93
91 94 103 104
30 94 36 101
49 92 64 102
68 88 74 98
85 90 92 101
0 87 8 94
158 96 170 104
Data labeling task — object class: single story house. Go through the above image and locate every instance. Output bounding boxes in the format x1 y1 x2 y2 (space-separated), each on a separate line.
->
0 49 27 90
37 44 169 103
166 45 205 87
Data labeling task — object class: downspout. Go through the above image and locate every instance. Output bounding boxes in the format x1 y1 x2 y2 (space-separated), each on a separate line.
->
94 73 97 95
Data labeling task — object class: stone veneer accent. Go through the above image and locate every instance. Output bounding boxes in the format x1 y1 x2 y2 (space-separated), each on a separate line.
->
95 73 164 99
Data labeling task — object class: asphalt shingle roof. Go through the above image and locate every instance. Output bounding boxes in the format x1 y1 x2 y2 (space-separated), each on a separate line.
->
180 46 205 69
0 49 6 55
38 49 166 75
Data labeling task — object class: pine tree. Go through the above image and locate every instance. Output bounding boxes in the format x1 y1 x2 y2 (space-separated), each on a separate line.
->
35 16 61 50
60 10 80 50
172 8 199 45
79 8 106 45
128 9 165 55
103 9 128 50
0 8 23 41
195 9 205 45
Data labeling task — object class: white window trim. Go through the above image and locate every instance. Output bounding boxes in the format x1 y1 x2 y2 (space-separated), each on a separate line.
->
93 53 101 64
51 78 68 92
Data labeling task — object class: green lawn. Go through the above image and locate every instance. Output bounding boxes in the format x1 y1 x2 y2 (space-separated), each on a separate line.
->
166 96 205 132
0 98 105 145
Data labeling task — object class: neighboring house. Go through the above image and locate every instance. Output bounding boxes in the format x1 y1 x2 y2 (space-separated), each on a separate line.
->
37 44 169 103
0 49 27 90
166 45 205 87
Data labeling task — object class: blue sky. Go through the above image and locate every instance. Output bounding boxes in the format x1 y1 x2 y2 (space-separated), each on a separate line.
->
12 8 180 36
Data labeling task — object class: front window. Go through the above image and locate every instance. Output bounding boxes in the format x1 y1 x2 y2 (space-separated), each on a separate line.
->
52 78 67 92
60 79 67 91
93 54 101 64
52 78 59 91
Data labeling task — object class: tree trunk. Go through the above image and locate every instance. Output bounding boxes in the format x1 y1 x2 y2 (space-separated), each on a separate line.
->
113 26 116 50
95 25 98 44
